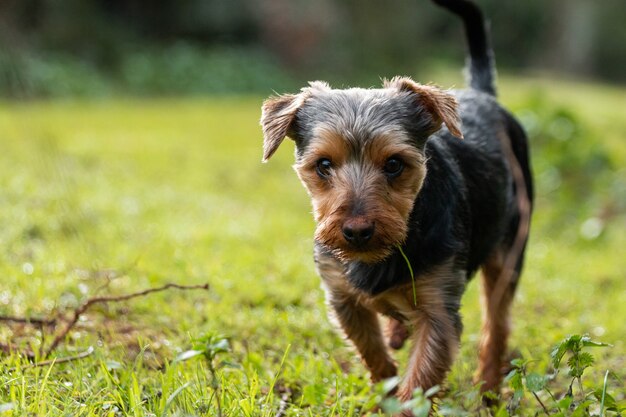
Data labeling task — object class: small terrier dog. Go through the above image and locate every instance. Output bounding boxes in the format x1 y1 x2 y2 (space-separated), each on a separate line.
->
261 0 533 409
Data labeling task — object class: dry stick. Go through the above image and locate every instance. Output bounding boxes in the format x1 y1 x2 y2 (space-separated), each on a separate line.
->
39 322 46 358
0 315 56 326
44 283 210 357
0 342 35 358
8 346 95 372
532 390 551 416
490 132 532 315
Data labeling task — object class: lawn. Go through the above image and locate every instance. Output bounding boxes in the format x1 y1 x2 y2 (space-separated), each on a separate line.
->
0 76 624 416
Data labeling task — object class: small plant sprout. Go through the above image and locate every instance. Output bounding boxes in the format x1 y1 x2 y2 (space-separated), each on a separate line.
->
174 333 238 417
505 334 623 416
374 377 440 417
550 335 610 397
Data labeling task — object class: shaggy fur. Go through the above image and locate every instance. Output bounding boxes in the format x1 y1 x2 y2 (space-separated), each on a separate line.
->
260 0 533 413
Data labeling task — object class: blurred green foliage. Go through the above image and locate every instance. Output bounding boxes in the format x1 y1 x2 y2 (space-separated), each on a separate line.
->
517 95 614 231
0 0 624 97
0 45 295 97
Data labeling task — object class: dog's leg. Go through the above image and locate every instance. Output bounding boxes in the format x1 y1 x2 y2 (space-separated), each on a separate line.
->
316 250 397 382
327 293 398 382
476 248 517 393
395 267 464 405
396 308 461 404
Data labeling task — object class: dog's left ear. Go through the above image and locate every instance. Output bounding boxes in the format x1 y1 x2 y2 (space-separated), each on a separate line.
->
385 76 463 139
260 93 304 161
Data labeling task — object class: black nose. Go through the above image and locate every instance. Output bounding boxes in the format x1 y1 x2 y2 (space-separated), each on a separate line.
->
342 220 374 247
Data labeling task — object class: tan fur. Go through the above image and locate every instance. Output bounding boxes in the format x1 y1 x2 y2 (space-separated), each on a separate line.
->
316 251 398 381
368 263 462 401
475 248 515 392
295 130 427 263
317 253 463 403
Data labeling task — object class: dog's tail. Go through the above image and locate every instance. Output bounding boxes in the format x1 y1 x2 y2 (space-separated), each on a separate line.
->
431 0 497 96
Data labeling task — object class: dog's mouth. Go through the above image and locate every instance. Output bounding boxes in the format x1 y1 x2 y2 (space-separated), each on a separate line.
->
339 246 393 264
314 215 409 265
320 238 397 265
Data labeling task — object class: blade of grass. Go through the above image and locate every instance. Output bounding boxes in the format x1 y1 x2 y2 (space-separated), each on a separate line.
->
397 245 417 306
600 369 609 417
36 360 56 414
263 344 291 415
160 381 192 417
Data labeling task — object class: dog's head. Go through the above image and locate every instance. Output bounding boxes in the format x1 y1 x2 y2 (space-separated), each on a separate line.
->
261 77 462 264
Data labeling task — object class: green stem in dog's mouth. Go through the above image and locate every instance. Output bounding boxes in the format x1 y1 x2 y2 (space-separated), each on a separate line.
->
397 245 417 306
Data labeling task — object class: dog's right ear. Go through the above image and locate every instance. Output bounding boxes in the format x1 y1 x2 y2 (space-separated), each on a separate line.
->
260 93 305 162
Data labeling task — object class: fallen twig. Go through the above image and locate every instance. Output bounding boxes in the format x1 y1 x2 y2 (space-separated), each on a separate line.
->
44 283 210 356
0 342 35 358
0 315 56 326
531 391 551 416
7 346 95 372
0 283 210 359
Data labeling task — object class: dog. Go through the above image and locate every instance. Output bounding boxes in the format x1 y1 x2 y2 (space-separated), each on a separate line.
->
260 0 533 410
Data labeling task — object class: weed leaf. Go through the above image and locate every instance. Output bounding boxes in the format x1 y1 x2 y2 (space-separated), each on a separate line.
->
424 385 440 398
173 349 204 363
217 360 242 370
208 338 230 354
567 351 594 378
105 360 124 371
581 335 611 348
381 397 403 414
558 396 573 410
594 388 617 410
382 376 401 395
525 372 546 392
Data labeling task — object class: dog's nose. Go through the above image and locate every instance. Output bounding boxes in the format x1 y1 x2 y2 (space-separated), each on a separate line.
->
342 219 374 247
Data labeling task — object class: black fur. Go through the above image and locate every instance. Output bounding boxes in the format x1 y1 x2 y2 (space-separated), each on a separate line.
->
291 87 436 159
432 0 497 96
342 90 533 296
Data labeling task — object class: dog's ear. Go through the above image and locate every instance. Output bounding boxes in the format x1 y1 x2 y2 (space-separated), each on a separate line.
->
260 82 329 162
260 94 303 161
385 76 463 139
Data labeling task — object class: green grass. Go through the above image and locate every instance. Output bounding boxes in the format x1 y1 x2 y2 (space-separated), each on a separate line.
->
0 76 625 416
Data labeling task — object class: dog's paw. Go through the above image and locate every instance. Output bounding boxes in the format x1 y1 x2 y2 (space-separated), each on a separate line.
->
387 318 409 350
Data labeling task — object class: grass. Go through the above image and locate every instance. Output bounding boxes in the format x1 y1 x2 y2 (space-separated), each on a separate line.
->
0 75 624 416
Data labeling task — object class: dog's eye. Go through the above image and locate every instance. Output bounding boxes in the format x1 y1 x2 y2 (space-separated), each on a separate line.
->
316 158 333 178
383 157 404 178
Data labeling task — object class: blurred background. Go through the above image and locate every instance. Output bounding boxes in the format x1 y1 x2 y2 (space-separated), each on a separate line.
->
0 2 624 413
1 0 625 98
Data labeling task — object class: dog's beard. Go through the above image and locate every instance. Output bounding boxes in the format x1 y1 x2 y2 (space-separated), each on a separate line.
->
331 245 394 264
314 223 407 265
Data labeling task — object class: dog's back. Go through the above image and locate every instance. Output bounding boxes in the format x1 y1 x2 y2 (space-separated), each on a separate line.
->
424 0 534 280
